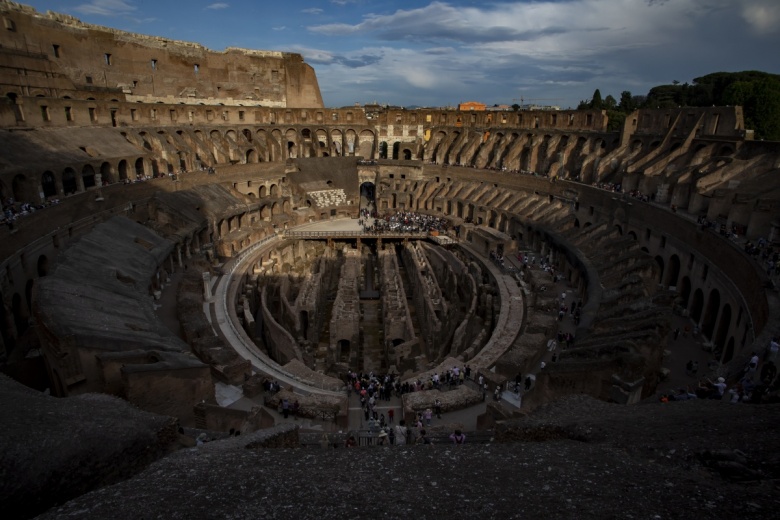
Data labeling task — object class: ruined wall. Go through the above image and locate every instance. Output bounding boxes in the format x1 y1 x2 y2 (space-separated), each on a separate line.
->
378 246 415 349
121 363 213 427
259 285 301 365
401 242 443 358
0 2 323 107
329 247 361 365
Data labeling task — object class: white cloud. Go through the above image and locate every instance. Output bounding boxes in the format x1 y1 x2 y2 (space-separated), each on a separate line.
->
273 26 287 31
303 0 779 107
740 0 780 35
302 8 323 15
206 2 229 9
74 0 136 16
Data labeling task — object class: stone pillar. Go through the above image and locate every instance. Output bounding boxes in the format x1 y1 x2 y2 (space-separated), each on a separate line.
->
203 272 212 301
94 174 104 201
177 245 183 268
655 183 670 204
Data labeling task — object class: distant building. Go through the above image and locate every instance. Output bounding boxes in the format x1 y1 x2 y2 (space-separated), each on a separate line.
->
458 101 486 111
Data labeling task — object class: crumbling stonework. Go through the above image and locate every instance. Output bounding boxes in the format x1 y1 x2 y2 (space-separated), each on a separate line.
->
329 247 361 367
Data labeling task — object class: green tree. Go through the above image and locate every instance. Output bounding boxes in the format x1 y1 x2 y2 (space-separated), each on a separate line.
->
604 94 617 109
590 89 603 109
618 91 634 112
745 78 780 140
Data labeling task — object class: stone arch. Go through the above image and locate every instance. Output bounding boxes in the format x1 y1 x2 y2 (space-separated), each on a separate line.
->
134 157 145 178
37 255 49 277
285 128 298 158
41 171 57 198
62 167 78 194
100 162 114 184
118 159 128 181
358 129 374 158
270 184 279 197
679 276 691 307
11 292 27 336
259 185 267 198
664 254 680 288
653 255 664 285
714 303 731 354
345 129 357 155
12 174 32 203
271 202 280 215
81 164 96 188
690 288 704 322
337 339 351 362
246 149 258 163
330 129 343 157
627 230 637 241
701 288 720 339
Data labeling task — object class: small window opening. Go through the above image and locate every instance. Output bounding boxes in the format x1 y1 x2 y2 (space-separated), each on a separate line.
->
104 53 112 65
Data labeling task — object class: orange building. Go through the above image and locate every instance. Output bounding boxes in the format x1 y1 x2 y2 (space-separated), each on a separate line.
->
458 101 486 111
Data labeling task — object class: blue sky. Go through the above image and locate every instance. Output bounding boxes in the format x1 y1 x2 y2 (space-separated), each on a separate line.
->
19 0 780 108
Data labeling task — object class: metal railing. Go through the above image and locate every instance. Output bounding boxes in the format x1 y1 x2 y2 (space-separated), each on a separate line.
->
283 229 429 239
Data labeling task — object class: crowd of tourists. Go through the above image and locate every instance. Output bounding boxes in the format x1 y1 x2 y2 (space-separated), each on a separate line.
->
344 370 467 446
1 197 60 230
361 210 449 235
659 333 780 405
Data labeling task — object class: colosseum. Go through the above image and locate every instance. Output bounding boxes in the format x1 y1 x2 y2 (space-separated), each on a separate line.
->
2 2 779 518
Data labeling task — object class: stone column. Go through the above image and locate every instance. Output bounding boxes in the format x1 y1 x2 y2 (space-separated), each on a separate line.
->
203 272 212 302
94 174 104 201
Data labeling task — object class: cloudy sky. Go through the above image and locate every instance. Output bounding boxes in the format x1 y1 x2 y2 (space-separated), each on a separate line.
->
19 0 780 108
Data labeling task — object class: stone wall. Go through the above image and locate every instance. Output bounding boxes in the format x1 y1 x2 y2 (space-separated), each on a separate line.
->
0 2 323 107
329 247 361 365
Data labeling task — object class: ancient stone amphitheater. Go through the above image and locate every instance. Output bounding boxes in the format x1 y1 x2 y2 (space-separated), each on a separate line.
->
1 3 779 518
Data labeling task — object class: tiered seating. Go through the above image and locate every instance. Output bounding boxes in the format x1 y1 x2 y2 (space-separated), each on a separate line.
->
309 189 348 207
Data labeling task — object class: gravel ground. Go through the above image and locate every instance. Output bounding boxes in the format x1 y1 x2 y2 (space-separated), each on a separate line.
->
35 396 780 520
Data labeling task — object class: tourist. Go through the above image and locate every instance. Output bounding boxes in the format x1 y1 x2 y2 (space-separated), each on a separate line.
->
377 430 389 446
281 398 290 419
449 429 466 445
345 435 357 447
416 429 431 445
394 420 408 446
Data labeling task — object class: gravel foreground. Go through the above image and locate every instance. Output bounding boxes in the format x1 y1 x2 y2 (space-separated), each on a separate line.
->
34 396 780 520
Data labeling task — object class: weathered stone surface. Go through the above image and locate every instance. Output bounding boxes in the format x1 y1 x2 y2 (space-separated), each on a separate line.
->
403 385 483 414
31 395 780 520
0 375 178 520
